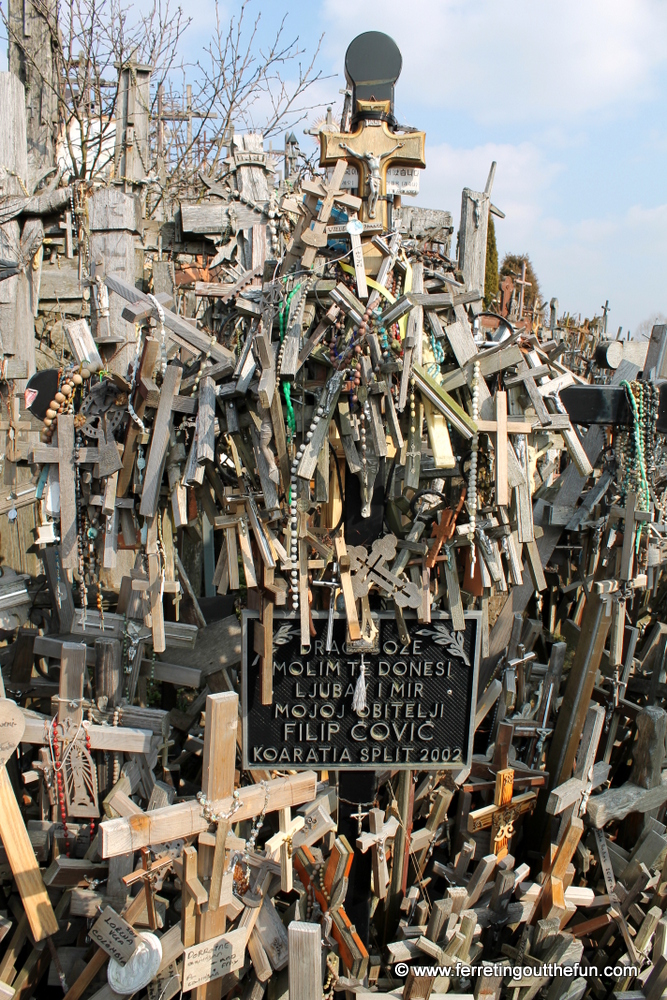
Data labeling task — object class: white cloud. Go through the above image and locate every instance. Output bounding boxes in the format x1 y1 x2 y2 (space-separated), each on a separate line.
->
320 0 667 125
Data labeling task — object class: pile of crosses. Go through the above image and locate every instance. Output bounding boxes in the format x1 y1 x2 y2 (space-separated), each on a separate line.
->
3 27 667 1000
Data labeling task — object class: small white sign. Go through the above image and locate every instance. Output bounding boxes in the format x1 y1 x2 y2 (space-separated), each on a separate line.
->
326 165 359 190
386 166 420 196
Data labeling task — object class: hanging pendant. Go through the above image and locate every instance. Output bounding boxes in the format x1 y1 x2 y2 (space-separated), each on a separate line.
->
62 728 99 819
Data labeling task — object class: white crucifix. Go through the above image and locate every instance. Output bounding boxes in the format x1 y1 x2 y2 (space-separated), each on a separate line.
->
265 806 305 892
356 807 399 900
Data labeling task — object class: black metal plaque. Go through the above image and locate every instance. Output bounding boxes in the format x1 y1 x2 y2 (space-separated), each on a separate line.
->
242 611 481 770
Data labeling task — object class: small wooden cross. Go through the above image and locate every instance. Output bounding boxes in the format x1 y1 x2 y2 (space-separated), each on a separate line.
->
426 491 466 569
468 767 537 860
356 808 399 900
264 806 305 893
122 847 173 930
282 158 362 271
293 838 369 979
515 260 531 319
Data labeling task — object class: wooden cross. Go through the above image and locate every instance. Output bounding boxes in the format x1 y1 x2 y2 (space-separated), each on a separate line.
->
195 692 238 1000
293 838 369 979
282 158 362 271
610 491 653 582
468 767 537 860
57 642 99 820
319 117 425 228
475 390 537 507
356 808 399 900
546 704 608 838
264 806 304 892
515 261 531 320
122 848 173 930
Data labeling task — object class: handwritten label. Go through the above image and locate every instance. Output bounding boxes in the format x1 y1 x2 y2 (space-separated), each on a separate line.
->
147 961 180 1000
593 829 618 902
89 906 139 965
182 927 245 991
0 700 25 766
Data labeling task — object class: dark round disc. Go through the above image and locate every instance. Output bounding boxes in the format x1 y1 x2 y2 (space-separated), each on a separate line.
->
24 369 59 420
344 31 402 103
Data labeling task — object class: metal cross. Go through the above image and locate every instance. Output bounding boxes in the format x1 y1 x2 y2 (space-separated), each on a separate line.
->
312 561 340 652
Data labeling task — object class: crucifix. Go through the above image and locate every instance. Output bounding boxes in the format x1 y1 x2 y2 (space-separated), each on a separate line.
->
122 848 173 930
356 807 399 900
264 806 305 892
319 33 425 231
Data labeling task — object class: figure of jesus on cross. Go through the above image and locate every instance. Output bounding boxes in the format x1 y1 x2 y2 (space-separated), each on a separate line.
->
338 141 404 218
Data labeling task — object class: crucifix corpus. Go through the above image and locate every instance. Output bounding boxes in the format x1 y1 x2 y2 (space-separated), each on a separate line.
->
319 31 425 234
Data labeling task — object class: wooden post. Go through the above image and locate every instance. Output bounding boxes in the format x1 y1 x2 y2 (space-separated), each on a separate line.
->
195 691 238 1000
533 592 611 843
288 922 321 1000
57 414 78 570
88 187 141 376
386 769 412 939
94 638 123 708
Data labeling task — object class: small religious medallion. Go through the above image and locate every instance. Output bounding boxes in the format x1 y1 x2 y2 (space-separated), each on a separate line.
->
107 932 162 995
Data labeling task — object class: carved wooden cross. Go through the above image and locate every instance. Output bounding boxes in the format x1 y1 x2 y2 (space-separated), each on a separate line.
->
468 767 537 860
356 807 399 900
348 534 421 608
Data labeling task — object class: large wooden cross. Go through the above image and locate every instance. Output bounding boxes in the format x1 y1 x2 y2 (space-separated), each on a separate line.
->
319 120 425 228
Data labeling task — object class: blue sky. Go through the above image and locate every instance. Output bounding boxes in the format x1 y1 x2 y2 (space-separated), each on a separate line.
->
5 0 667 335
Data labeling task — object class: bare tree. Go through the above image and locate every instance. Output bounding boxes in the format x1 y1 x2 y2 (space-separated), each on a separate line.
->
1 0 327 205
2 0 190 182
149 0 329 215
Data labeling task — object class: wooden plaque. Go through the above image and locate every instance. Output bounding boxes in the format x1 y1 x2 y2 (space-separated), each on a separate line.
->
242 611 481 770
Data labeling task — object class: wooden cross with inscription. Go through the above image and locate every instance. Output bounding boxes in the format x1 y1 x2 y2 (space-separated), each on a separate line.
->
468 767 537 860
